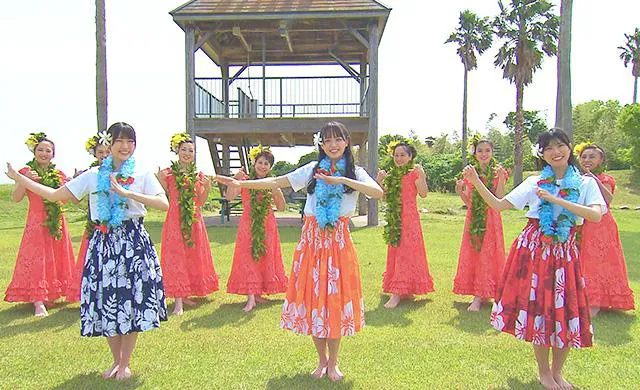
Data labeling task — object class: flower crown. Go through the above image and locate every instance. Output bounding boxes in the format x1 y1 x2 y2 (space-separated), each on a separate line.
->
85 130 112 155
573 141 602 158
248 144 271 163
387 140 401 155
25 132 48 153
467 134 482 156
170 132 193 154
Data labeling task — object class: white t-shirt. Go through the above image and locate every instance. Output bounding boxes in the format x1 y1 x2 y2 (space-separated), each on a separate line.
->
65 167 165 220
286 162 380 217
505 174 607 223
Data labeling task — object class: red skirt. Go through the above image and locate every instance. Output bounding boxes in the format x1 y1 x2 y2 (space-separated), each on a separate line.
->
66 230 90 303
490 220 592 348
280 216 364 339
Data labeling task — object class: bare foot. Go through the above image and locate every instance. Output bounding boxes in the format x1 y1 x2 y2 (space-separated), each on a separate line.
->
384 295 401 309
34 302 49 317
467 297 482 312
115 366 132 381
538 373 560 390
102 363 119 379
310 364 327 379
553 374 573 390
255 295 269 303
173 299 184 316
183 298 197 306
327 365 344 382
243 299 256 312
590 307 600 318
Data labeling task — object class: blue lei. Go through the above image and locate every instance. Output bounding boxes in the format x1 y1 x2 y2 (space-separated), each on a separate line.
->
315 157 346 229
537 164 581 243
96 155 136 228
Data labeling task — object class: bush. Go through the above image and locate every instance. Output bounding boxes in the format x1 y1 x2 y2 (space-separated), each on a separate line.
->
416 153 463 193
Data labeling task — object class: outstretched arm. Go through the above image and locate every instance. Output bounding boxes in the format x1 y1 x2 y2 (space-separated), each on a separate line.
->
315 173 384 200
272 188 286 212
110 175 169 211
6 163 78 202
462 165 513 212
216 174 292 191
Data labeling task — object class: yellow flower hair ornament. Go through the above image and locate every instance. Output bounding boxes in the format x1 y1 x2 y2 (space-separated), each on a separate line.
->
467 133 482 157
249 144 271 164
573 141 597 158
170 132 193 154
386 140 400 155
25 132 47 153
85 135 99 155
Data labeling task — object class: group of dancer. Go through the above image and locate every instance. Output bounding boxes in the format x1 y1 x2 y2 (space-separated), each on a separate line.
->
3 121 635 388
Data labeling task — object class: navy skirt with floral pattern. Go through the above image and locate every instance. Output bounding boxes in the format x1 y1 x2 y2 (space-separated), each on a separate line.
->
80 218 167 337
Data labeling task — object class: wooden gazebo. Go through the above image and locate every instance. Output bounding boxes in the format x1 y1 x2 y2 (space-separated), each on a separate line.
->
170 0 391 225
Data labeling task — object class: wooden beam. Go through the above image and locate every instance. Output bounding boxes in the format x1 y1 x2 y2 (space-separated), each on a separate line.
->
195 31 214 51
340 20 369 49
367 21 379 226
185 24 196 157
221 63 230 118
232 26 252 51
360 58 367 116
229 64 248 83
328 49 360 82
194 117 369 135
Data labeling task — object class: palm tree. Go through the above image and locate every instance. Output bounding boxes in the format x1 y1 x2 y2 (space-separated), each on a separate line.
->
555 0 573 140
493 0 559 185
618 27 640 104
96 0 107 131
445 10 493 165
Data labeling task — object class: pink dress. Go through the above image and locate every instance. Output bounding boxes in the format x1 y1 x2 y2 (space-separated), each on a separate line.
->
227 189 288 294
453 177 506 298
383 169 435 295
4 167 75 302
160 170 219 298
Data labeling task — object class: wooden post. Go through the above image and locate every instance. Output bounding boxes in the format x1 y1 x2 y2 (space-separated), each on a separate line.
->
185 24 196 156
262 34 267 118
358 141 368 216
222 63 230 118
95 0 107 132
367 22 379 226
359 58 367 116
222 143 231 175
555 0 573 140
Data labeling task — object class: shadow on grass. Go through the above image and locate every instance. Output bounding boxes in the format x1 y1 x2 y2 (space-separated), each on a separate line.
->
494 377 542 389
51 372 143 389
265 373 354 389
619 230 640 282
592 309 636 346
179 300 282 332
446 301 493 335
364 295 429 328
0 303 78 339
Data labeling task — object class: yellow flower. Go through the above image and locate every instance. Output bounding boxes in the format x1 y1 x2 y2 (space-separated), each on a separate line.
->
170 132 192 154
25 132 47 152
387 140 400 155
249 144 271 163
573 141 594 158
85 135 98 154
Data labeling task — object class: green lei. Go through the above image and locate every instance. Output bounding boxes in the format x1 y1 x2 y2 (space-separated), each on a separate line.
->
383 161 415 247
26 159 64 240
469 158 496 251
249 168 273 261
171 161 198 247
89 159 100 168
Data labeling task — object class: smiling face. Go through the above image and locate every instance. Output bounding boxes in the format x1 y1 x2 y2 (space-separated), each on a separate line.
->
34 141 54 166
474 142 493 166
94 144 110 163
253 155 272 178
579 147 604 172
320 132 348 160
178 142 195 164
541 138 571 169
110 137 136 164
393 145 413 167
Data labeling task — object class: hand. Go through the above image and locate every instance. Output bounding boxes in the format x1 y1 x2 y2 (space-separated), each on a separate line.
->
536 187 556 202
199 174 212 191
494 164 508 181
24 168 40 181
5 163 21 181
314 173 344 185
413 164 426 178
110 174 131 198
233 168 248 180
376 170 388 182
462 165 480 184
455 179 465 194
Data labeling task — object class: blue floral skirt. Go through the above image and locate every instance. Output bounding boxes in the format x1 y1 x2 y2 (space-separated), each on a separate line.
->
80 218 167 337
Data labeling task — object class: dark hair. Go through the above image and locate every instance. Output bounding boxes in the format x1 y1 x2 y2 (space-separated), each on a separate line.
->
108 122 136 143
253 150 275 166
534 128 575 170
307 121 357 194
392 142 417 161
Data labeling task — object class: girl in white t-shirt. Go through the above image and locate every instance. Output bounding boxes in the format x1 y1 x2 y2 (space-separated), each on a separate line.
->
462 128 606 390
216 122 383 382
6 122 169 381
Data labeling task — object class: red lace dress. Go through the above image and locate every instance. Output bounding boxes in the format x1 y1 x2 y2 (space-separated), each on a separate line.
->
453 177 506 298
227 189 288 295
4 167 75 302
580 173 635 310
383 169 435 295
160 170 219 298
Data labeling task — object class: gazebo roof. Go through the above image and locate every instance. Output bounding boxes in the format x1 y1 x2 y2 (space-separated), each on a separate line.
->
170 0 390 66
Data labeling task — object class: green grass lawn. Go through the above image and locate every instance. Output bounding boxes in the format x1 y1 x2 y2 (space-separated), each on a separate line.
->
0 171 639 389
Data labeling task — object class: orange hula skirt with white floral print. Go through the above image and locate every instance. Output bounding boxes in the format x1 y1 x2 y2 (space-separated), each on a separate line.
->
280 216 364 339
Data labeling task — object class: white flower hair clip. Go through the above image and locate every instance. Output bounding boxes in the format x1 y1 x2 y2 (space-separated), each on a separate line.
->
313 131 323 148
97 130 112 146
531 143 543 158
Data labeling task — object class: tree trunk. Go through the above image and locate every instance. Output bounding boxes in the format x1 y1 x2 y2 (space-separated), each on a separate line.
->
462 66 469 165
96 0 107 132
555 0 573 140
634 75 638 104
514 82 525 185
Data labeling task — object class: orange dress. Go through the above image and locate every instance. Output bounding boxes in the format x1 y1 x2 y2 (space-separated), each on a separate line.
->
580 173 634 310
4 167 75 302
383 169 435 295
453 177 506 298
160 170 219 298
227 189 288 295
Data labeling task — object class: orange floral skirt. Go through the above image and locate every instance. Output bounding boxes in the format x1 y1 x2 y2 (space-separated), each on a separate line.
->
280 216 364 339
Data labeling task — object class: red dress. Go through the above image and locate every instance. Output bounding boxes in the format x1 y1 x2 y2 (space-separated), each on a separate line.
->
453 177 506 298
383 169 435 295
227 189 288 295
580 173 634 310
4 167 75 303
66 230 89 303
160 170 219 298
